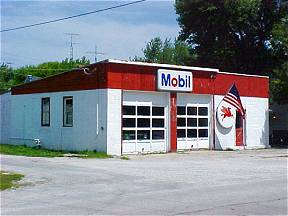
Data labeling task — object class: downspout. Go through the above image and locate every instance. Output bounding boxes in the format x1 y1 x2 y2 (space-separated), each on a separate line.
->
211 71 217 150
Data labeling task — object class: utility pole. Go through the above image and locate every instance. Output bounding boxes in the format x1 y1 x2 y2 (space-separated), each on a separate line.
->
86 45 104 63
65 33 79 60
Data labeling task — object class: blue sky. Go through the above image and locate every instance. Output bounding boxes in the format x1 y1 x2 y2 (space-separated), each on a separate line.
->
1 0 179 68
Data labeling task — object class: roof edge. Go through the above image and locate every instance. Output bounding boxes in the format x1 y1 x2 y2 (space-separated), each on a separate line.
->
219 71 269 79
102 59 269 78
102 59 219 73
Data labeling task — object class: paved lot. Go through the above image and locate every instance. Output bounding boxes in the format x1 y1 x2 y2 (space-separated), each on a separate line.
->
1 149 287 215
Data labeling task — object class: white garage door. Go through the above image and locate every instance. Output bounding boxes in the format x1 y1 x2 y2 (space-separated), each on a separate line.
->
177 94 211 150
122 92 169 154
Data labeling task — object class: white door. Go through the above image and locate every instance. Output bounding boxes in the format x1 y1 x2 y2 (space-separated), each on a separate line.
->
177 94 210 150
122 92 168 154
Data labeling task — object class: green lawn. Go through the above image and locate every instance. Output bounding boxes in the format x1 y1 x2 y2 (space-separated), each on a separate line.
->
0 144 111 159
0 171 24 190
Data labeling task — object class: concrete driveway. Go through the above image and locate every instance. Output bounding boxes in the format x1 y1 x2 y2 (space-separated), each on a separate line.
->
1 149 287 215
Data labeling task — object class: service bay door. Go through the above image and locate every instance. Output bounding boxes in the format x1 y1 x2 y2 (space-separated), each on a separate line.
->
122 91 169 154
177 94 211 150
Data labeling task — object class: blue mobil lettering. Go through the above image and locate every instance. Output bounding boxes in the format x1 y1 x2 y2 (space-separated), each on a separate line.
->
161 73 191 88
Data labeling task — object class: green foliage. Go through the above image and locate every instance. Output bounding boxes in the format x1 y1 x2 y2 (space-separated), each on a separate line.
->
0 57 90 91
132 37 194 65
270 14 288 104
175 0 288 104
0 63 14 90
0 171 24 190
0 144 111 158
175 0 285 74
271 62 288 104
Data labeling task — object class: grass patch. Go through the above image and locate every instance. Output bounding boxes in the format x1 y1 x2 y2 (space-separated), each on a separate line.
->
0 171 24 190
0 144 111 159
120 156 130 160
0 144 64 157
77 151 112 159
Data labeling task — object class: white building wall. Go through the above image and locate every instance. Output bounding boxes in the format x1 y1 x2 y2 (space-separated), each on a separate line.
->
1 89 109 153
214 95 269 149
106 89 122 156
244 97 270 148
0 92 12 144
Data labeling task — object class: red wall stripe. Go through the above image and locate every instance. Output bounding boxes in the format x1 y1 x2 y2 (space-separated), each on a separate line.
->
12 62 269 98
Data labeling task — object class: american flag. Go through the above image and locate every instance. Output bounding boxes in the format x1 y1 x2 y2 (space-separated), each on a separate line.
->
223 84 245 117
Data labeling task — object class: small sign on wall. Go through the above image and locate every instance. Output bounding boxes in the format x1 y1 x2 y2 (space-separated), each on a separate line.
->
157 69 193 92
217 100 236 128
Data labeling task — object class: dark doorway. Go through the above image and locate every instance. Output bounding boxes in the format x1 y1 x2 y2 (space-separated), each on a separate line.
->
235 111 244 146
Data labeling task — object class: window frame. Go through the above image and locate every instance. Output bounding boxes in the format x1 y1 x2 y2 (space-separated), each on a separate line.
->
176 105 209 139
63 96 73 127
41 97 50 127
122 103 166 142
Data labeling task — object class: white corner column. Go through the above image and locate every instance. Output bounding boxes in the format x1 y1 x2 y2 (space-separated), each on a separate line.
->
106 89 122 156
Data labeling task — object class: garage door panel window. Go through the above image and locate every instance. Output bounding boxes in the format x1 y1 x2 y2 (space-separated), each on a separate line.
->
187 118 197 127
152 130 164 140
123 118 136 127
198 107 208 116
137 130 150 140
137 106 150 116
177 106 186 115
123 130 136 140
152 107 164 116
198 118 208 127
152 119 164 128
198 129 208 138
177 118 186 127
123 106 136 115
187 129 197 138
187 107 197 115
137 118 150 127
177 129 186 138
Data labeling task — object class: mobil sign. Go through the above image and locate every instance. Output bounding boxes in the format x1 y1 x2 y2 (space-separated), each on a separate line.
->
157 69 193 92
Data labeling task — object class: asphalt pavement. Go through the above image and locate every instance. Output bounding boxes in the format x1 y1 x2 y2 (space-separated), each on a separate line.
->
1 149 287 215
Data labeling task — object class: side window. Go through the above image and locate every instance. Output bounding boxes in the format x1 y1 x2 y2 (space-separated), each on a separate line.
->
41 98 50 126
63 97 73 127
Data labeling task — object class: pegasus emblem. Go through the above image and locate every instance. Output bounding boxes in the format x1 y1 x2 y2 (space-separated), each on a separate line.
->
221 106 233 121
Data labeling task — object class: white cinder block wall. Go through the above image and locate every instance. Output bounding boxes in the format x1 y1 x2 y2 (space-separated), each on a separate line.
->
214 95 269 149
106 89 122 156
245 97 270 148
1 89 111 153
0 92 12 144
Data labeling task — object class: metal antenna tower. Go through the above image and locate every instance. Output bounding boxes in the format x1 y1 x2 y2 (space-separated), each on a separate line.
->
86 45 105 63
65 33 80 60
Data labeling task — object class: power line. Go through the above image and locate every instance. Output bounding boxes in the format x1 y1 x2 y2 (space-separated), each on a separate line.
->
1 0 146 33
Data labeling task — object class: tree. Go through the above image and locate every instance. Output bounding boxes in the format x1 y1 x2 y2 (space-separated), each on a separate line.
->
0 63 14 91
175 0 286 75
0 57 90 91
270 14 288 104
132 37 194 65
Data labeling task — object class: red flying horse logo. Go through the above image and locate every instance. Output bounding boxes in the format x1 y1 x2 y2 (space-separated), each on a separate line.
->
221 106 233 121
